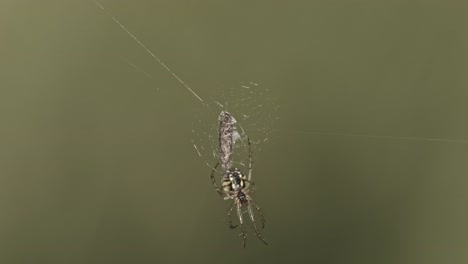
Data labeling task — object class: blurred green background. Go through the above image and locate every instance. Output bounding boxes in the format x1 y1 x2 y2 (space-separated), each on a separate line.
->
1 0 468 263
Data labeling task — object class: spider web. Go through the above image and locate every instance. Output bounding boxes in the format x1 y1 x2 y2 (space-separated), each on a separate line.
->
90 0 468 153
190 82 279 175
91 0 280 182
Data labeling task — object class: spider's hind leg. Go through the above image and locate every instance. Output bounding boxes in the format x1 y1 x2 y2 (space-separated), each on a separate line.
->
247 137 253 182
210 162 223 198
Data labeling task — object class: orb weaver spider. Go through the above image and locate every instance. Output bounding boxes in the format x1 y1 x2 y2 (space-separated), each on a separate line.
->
210 138 268 248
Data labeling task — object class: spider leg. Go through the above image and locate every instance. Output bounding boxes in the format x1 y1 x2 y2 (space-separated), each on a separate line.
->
250 200 266 229
227 201 237 229
247 137 253 182
236 202 247 248
244 180 256 192
247 202 268 245
210 162 223 197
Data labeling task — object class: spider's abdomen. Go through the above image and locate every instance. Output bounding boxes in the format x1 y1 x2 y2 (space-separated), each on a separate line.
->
225 168 246 192
222 178 232 192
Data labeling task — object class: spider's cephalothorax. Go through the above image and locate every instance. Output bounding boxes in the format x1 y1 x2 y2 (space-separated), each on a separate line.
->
210 138 267 248
236 190 249 206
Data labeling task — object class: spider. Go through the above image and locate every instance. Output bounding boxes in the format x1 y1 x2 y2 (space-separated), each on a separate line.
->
210 138 268 248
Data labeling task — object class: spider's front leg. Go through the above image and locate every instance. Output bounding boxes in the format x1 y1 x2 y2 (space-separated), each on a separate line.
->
227 201 238 229
250 200 266 229
236 202 248 248
247 202 268 245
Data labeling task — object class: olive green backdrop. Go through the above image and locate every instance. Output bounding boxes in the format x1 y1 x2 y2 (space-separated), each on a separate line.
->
1 0 468 263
